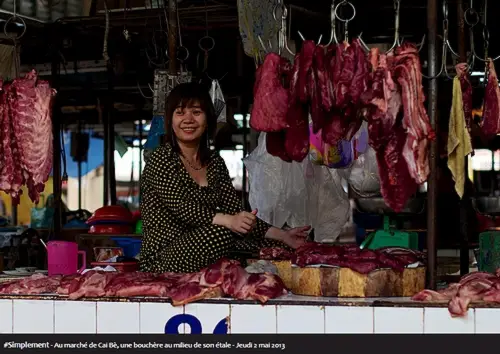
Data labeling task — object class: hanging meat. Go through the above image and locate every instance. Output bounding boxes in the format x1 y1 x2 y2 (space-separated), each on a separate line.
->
393 43 435 185
481 59 500 138
456 63 473 134
0 70 55 204
249 37 434 212
250 53 290 132
363 49 417 212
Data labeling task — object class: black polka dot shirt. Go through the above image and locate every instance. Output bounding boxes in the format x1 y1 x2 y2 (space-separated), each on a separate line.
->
139 144 272 273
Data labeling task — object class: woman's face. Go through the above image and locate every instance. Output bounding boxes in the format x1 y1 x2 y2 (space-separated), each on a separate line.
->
171 102 207 145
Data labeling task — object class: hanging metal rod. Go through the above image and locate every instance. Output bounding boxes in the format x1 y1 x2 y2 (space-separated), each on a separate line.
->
0 9 49 24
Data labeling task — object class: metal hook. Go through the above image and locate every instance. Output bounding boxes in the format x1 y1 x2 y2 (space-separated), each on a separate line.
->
3 0 27 41
276 3 294 55
326 0 338 46
384 0 401 53
3 16 26 40
199 36 215 52
334 0 355 42
177 46 189 62
359 0 400 53
468 1 500 63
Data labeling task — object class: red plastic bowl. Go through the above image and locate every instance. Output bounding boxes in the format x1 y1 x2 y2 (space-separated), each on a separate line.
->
87 205 133 224
88 224 133 235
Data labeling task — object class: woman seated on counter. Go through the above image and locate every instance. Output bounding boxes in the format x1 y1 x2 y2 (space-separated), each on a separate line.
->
139 82 310 273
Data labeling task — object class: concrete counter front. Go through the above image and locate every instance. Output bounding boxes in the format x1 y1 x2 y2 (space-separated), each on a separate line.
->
0 294 498 334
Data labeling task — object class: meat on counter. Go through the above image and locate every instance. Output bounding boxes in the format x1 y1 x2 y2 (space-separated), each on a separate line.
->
0 258 287 306
412 269 500 317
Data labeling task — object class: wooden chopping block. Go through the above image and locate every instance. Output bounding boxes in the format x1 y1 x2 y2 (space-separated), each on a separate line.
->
247 259 293 289
291 266 426 297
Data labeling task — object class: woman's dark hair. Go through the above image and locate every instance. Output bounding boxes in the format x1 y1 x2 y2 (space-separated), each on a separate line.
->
164 82 217 165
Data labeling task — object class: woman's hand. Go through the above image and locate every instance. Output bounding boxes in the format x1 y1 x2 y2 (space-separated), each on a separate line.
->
280 226 311 249
213 210 257 234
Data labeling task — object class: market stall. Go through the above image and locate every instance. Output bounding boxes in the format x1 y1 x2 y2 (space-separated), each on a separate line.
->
2 0 500 335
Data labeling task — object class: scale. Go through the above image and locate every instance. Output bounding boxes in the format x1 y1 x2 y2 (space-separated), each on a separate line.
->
354 197 425 250
472 197 500 272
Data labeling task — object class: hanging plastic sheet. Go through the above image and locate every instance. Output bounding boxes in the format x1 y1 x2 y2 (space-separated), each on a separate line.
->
209 80 227 123
237 0 295 63
244 133 350 242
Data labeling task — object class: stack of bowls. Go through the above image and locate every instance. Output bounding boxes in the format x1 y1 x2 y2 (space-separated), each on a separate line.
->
86 206 133 235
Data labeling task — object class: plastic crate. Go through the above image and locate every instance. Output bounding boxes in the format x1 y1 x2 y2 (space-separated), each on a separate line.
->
111 238 142 258
478 231 500 272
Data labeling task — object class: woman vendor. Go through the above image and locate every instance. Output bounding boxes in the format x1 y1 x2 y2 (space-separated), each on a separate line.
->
140 82 310 273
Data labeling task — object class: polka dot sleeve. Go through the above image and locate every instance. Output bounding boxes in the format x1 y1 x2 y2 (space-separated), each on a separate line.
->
144 146 216 227
216 156 244 215
216 156 271 238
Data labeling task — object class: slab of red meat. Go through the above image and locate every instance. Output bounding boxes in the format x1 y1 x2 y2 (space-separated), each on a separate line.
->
315 45 334 112
259 247 293 261
0 274 61 295
235 273 287 303
220 261 249 296
199 258 239 288
284 102 309 162
9 71 55 204
68 272 113 300
167 283 223 306
412 270 500 317
56 274 82 295
250 53 290 132
297 40 315 103
448 279 496 317
309 51 328 133
349 39 370 105
376 122 418 212
456 63 473 134
347 262 379 274
266 131 292 162
293 242 418 274
363 50 418 212
335 43 356 109
411 283 460 301
0 84 16 200
105 272 164 297
482 59 500 138
393 43 435 185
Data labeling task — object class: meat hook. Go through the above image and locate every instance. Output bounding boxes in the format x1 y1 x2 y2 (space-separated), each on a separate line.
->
359 0 425 54
470 0 500 63
3 0 27 41
358 0 400 53
326 0 339 46
333 0 356 42
272 2 295 56
422 0 461 80
464 6 479 71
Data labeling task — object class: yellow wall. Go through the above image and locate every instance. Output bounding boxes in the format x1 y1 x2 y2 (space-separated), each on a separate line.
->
0 177 54 226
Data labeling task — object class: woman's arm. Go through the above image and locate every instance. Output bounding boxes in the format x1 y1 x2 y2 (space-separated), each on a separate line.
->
216 157 274 237
144 147 223 227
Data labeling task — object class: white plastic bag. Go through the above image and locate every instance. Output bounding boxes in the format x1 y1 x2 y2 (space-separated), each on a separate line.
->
347 146 380 197
244 133 350 242
243 133 289 228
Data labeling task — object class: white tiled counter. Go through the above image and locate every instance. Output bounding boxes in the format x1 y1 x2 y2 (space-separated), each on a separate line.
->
0 294 497 334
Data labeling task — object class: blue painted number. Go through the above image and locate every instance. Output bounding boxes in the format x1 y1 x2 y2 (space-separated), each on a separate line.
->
165 314 228 334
